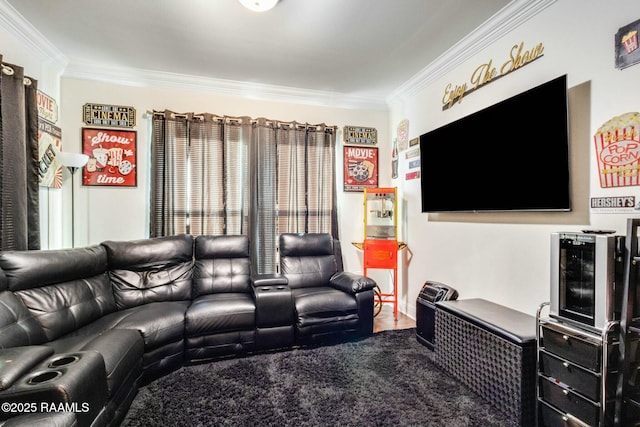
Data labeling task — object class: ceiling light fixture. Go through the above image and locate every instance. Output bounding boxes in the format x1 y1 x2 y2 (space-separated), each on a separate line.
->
238 0 279 12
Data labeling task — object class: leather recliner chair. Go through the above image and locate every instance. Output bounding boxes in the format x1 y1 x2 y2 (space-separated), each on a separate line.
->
278 233 376 344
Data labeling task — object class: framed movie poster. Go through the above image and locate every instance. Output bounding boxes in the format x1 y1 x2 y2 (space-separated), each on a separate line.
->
82 128 137 187
344 145 378 192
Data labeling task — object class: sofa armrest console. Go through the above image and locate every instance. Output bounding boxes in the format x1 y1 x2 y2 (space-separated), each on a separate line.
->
0 351 107 426
0 347 54 391
251 274 294 349
251 274 288 289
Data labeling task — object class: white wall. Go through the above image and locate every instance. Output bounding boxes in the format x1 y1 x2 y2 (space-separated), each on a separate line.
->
59 78 390 278
389 0 640 318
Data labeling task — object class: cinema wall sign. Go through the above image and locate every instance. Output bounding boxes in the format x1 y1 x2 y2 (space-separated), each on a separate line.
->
343 126 377 145
442 41 544 111
83 103 136 128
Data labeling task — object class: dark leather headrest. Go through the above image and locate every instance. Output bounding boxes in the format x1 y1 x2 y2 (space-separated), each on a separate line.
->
279 233 333 257
195 235 249 259
0 246 107 291
102 234 193 269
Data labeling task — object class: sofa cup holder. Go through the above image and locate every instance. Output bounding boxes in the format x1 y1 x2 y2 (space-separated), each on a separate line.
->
259 286 287 291
28 370 62 385
48 354 80 368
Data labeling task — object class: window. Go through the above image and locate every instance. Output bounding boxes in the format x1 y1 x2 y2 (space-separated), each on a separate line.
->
150 112 337 273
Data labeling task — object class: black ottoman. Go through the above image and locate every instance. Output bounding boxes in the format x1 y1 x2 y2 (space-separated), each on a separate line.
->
434 298 537 427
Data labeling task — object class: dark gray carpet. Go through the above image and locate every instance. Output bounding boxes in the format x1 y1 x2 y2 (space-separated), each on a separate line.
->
121 328 519 426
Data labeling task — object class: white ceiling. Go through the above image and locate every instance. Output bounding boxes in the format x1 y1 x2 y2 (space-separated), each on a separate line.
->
4 0 514 107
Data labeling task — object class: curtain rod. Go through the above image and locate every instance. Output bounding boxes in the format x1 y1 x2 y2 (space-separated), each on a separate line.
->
145 110 337 133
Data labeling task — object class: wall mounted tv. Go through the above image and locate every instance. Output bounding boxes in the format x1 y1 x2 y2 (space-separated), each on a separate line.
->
419 74 570 213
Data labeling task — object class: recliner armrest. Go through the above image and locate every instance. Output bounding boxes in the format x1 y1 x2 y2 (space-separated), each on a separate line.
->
0 346 54 391
330 272 376 294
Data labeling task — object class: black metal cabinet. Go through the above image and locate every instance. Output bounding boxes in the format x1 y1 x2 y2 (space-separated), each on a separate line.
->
536 308 618 427
615 219 640 427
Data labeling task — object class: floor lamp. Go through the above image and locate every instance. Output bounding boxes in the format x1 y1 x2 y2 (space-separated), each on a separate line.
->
57 152 89 248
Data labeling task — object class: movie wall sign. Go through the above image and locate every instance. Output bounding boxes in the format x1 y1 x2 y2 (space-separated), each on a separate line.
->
38 119 63 188
37 90 58 124
343 125 378 192
344 146 378 192
35 90 63 188
594 112 640 188
82 128 137 187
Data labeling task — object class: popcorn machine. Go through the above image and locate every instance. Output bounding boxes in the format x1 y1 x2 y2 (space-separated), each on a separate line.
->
361 187 405 320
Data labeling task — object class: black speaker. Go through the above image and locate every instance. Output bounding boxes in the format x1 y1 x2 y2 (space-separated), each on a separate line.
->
416 281 458 350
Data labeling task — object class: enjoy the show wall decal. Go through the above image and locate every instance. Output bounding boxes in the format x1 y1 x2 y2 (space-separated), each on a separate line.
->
594 112 640 188
442 41 544 110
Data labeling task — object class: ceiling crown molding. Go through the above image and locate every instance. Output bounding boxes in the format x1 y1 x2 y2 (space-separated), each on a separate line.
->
386 0 557 104
1 0 555 111
0 0 67 70
63 61 390 111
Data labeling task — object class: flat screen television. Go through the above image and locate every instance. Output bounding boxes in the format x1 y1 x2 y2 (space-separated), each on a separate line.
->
419 74 570 213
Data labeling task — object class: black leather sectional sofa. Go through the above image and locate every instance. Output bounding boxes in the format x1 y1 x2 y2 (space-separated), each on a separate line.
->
0 233 376 427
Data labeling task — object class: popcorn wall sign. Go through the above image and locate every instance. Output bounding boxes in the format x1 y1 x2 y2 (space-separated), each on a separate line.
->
615 18 640 69
594 112 640 187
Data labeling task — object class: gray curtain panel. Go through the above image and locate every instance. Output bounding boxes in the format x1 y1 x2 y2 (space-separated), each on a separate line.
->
0 57 40 251
150 111 337 274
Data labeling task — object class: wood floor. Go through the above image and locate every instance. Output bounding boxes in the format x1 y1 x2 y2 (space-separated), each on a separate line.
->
373 305 415 333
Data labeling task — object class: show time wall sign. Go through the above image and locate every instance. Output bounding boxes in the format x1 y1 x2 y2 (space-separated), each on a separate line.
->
442 41 544 111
